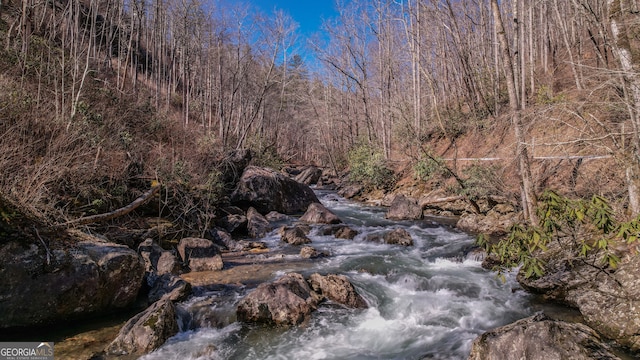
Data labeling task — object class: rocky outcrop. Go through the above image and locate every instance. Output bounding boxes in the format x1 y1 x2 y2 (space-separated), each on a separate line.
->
177 237 223 272
236 273 320 326
385 195 423 220
106 299 179 356
468 313 619 360
337 184 363 199
231 166 320 214
518 247 640 351
0 239 145 328
294 166 323 185
236 272 366 326
280 226 312 245
247 207 272 238
300 203 342 224
308 273 368 308
217 213 247 235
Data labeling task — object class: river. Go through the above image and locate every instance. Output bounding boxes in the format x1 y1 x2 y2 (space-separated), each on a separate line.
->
141 190 535 359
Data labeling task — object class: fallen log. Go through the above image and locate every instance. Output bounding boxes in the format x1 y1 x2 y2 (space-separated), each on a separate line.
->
422 195 465 205
56 185 161 228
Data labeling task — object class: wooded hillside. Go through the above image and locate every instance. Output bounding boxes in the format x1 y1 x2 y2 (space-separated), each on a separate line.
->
1 0 639 229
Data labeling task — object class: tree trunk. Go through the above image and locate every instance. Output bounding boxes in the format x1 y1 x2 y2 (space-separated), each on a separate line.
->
609 0 640 215
491 0 538 224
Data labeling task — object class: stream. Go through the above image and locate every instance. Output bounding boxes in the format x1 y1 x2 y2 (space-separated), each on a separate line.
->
141 190 535 359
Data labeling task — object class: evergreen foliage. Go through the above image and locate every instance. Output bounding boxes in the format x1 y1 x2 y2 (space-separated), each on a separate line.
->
478 190 639 279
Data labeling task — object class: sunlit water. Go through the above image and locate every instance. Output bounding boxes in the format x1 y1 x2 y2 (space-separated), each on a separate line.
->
142 191 534 360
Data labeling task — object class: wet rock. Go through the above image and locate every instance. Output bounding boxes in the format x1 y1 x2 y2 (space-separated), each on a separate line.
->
518 245 640 351
300 203 342 224
0 239 145 328
320 225 358 240
138 239 182 284
177 238 223 272
231 166 320 214
236 273 320 326
280 226 312 245
247 207 272 238
300 246 328 259
383 229 414 246
236 240 268 251
217 214 247 235
148 274 191 303
265 211 291 222
209 228 240 251
294 166 323 185
308 273 367 309
468 313 619 360
106 299 179 356
385 195 423 220
337 184 363 199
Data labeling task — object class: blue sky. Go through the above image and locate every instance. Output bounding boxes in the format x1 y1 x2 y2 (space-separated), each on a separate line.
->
250 0 339 37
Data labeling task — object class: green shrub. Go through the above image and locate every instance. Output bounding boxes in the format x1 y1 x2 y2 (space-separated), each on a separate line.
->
347 141 395 189
478 190 637 280
413 157 446 181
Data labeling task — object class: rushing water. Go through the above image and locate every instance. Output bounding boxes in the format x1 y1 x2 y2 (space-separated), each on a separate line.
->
142 191 534 360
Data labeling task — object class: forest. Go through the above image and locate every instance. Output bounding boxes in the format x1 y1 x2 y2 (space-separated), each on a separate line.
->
1 0 638 228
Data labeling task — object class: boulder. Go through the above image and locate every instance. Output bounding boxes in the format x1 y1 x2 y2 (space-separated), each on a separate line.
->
300 246 328 259
217 214 247 235
300 203 342 224
209 228 240 251
148 274 192 303
383 229 414 246
385 195 423 220
468 313 619 360
265 211 291 222
106 299 179 356
518 247 640 351
308 273 367 308
0 239 145 328
337 184 363 199
236 273 320 326
247 207 272 238
177 238 223 272
138 239 182 285
320 225 358 240
231 166 320 214
294 166 323 185
280 226 312 245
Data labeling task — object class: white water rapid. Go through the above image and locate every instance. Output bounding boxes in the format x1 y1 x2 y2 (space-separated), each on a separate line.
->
141 191 534 360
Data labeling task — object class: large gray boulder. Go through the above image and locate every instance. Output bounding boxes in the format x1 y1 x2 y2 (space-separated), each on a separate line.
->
231 166 320 214
308 273 367 309
518 247 640 351
468 313 619 360
177 237 223 272
385 195 423 220
300 203 342 224
0 239 145 328
138 239 182 284
106 299 179 356
236 273 320 326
